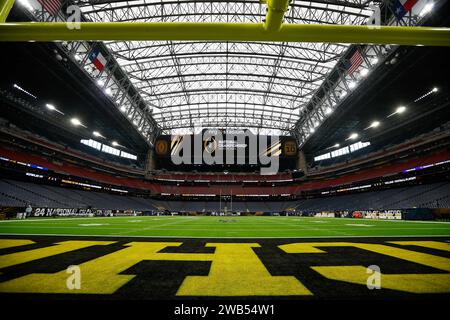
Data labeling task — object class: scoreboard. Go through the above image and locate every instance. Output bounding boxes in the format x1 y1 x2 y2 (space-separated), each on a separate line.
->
154 129 297 171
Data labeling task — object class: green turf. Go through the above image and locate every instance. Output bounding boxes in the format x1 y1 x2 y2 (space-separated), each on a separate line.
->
0 216 450 238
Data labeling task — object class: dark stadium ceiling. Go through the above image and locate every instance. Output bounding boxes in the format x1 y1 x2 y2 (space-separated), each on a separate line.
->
2 0 446 151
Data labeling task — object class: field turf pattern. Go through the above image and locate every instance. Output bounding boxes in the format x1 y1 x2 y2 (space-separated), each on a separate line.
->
0 235 449 300
0 216 449 302
0 216 450 238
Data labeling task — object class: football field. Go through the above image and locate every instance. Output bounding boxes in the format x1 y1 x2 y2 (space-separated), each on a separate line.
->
1 216 450 301
1 216 450 238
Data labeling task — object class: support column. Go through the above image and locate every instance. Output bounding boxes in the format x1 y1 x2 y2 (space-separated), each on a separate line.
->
144 148 156 177
296 150 308 175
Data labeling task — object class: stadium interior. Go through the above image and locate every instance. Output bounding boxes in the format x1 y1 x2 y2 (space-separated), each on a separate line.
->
0 0 449 312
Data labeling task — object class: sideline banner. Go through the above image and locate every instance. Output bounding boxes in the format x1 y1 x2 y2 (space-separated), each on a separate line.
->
353 210 402 220
33 208 98 217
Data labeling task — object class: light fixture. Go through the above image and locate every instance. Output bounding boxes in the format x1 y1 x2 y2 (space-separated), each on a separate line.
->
325 107 333 115
387 106 406 118
347 133 358 140
70 118 84 127
93 131 105 138
314 121 319 128
328 143 340 149
18 0 33 10
360 69 369 77
369 120 380 128
420 3 434 17
105 88 112 96
13 83 37 99
97 79 104 86
348 81 357 89
112 141 119 147
309 127 315 133
45 103 64 115
396 106 406 114
371 57 379 65
120 106 126 112
340 91 347 99
432 87 438 93
74 54 82 62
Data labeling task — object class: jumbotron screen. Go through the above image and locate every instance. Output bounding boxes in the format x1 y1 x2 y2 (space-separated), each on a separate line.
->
154 129 297 172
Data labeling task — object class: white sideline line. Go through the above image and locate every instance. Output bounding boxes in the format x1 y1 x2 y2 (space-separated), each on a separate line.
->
0 232 449 239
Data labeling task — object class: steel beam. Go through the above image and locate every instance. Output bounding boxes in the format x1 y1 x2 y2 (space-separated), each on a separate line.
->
0 22 450 46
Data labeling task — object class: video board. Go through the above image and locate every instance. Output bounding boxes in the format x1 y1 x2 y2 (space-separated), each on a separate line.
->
154 129 297 172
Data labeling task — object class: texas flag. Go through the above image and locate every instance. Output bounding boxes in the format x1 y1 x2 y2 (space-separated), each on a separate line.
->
393 0 419 20
89 49 107 72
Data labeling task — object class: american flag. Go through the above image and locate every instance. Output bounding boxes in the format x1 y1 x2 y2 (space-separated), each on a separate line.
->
37 0 62 16
347 50 363 75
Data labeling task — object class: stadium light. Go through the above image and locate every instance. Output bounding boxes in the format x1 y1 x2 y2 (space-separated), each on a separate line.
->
360 69 369 77
414 87 439 103
366 120 380 130
371 57 379 65
70 118 85 127
13 83 37 99
327 143 340 149
120 106 126 112
340 91 347 99
45 103 65 115
45 103 56 111
347 133 358 140
325 107 333 115
105 88 112 96
348 81 357 89
309 127 315 133
388 106 406 117
96 79 104 86
111 141 124 148
17 0 33 11
420 3 434 17
396 106 406 114
93 131 105 138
